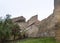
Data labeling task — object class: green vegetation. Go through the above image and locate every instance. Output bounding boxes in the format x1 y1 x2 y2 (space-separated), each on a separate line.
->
16 38 56 43
0 14 21 43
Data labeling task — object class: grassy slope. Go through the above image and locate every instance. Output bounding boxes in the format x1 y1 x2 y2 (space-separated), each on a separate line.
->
17 37 56 43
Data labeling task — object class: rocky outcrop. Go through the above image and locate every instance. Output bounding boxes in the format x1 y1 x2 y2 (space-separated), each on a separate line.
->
37 0 60 38
54 0 60 41
27 15 38 26
11 0 60 39
37 14 56 37
12 16 27 30
12 16 26 22
25 15 40 37
12 15 41 37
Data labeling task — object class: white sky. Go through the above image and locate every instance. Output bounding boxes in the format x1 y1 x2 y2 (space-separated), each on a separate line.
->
0 0 54 21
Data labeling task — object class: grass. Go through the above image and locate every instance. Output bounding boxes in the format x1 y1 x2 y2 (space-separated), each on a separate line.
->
16 37 56 43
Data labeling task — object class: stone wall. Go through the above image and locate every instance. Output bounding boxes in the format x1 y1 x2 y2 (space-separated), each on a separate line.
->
54 0 60 41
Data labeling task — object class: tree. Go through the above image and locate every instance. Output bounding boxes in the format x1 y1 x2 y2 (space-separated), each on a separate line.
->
0 14 13 43
0 14 21 43
12 23 21 40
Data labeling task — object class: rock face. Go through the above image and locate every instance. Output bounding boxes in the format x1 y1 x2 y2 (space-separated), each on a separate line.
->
27 15 38 26
54 0 60 41
12 15 40 37
54 0 60 22
12 16 27 31
11 0 60 39
54 0 60 8
37 0 60 38
25 15 40 37
37 14 56 37
25 0 60 38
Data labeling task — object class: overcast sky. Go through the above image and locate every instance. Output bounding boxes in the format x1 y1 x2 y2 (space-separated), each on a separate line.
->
0 0 54 21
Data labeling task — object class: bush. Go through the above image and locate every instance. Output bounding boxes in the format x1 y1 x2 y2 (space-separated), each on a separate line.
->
0 14 21 43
